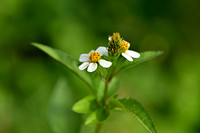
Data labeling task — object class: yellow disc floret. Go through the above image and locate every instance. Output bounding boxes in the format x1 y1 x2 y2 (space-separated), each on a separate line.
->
121 40 130 52
89 52 101 62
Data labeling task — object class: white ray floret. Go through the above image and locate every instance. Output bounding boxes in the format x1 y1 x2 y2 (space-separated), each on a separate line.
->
87 63 98 72
98 59 112 68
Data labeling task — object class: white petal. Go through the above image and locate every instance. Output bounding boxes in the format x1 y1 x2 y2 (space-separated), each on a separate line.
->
108 37 112 41
79 62 90 70
79 50 95 62
98 59 112 68
122 52 133 61
89 50 94 54
95 46 108 56
87 63 98 72
79 53 90 62
125 50 140 58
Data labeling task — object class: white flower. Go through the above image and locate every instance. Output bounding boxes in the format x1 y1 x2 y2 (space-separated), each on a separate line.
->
79 47 112 72
120 40 140 61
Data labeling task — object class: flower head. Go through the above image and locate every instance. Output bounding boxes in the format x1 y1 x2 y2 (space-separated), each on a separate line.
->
108 33 140 61
120 40 140 61
79 47 112 72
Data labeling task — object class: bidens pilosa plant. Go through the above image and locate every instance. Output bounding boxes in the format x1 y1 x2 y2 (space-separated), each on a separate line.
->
32 33 163 133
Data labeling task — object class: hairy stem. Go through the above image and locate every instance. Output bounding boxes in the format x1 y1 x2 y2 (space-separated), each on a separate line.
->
95 123 103 133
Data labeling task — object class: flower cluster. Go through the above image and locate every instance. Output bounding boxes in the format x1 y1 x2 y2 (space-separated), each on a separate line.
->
79 33 140 72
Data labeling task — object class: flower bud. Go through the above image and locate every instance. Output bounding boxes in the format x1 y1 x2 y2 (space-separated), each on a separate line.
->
108 32 122 56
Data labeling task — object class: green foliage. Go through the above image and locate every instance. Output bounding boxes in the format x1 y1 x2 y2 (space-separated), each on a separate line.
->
96 79 105 102
117 98 157 133
32 42 162 132
72 96 98 114
116 51 163 73
32 43 93 90
1 0 200 132
85 108 110 125
107 77 120 98
94 77 120 102
47 77 81 133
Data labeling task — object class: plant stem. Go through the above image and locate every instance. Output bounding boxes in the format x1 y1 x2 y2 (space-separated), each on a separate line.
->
95 123 103 133
103 80 109 104
103 58 118 105
103 67 111 105
96 69 105 81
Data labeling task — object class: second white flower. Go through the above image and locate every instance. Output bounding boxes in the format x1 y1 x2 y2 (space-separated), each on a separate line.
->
79 47 112 72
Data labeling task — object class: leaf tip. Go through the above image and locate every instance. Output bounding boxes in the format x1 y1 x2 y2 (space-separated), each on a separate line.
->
85 119 91 125
30 42 37 46
31 42 42 48
157 51 164 55
71 104 78 113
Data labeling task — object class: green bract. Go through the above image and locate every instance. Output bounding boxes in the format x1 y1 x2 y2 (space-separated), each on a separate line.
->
32 33 162 133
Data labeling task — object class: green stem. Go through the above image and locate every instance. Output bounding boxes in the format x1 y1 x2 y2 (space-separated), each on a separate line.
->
103 59 118 105
103 67 111 105
95 123 103 133
109 60 119 80
103 80 109 104
96 69 105 81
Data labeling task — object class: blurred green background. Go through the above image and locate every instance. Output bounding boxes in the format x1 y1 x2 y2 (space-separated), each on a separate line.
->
0 0 200 133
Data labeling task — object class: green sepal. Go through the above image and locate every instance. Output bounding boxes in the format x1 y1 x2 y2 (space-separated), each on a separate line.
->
114 47 124 58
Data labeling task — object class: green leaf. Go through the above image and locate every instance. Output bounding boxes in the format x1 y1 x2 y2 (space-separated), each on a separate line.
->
32 43 93 90
94 77 120 103
96 79 105 102
47 77 81 133
116 51 163 73
72 95 98 114
107 77 120 98
85 108 110 125
117 98 157 133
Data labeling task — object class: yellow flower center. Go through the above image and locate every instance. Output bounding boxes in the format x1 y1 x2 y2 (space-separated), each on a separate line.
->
89 52 101 62
121 40 129 52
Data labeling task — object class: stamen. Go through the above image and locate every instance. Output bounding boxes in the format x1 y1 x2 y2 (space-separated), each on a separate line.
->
89 52 101 62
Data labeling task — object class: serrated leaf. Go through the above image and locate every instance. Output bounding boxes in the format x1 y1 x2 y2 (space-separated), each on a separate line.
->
85 108 110 125
32 43 93 90
116 51 163 73
117 98 157 133
72 95 98 114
